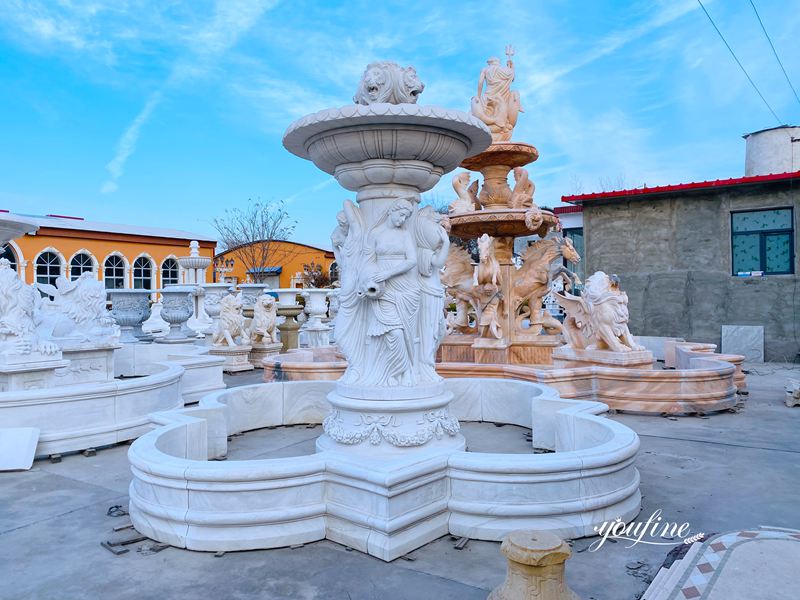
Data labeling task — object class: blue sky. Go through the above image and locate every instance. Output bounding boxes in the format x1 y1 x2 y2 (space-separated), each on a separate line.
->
1 0 799 249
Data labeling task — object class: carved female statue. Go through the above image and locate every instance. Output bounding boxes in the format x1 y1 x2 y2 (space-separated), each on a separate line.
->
414 206 450 382
332 200 368 382
360 198 420 386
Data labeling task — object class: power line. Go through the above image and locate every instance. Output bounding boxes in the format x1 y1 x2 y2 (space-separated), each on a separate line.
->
696 0 783 126
749 0 800 110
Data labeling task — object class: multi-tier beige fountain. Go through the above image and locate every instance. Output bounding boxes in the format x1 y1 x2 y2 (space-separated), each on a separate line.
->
440 46 580 366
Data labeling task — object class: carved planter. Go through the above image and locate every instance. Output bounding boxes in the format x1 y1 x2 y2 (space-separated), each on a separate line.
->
301 289 331 348
108 290 151 344
157 286 195 343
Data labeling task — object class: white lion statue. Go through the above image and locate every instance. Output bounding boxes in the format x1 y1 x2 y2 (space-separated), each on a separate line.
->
211 293 246 347
250 293 279 345
36 272 117 342
555 271 644 353
353 61 424 105
0 259 59 356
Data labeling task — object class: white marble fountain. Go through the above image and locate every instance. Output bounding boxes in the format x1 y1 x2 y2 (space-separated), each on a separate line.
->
127 63 641 560
0 217 224 465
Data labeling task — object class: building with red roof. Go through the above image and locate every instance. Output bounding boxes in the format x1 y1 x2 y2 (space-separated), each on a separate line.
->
558 126 799 361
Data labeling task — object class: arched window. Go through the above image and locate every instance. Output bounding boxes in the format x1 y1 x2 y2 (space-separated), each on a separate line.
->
133 256 153 290
70 252 94 280
36 251 63 287
161 258 179 286
1 244 17 271
104 255 126 289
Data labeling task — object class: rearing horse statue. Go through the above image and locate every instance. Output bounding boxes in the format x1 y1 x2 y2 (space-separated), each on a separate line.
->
512 236 581 335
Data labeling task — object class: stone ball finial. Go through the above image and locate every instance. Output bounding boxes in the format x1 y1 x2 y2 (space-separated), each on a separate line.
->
353 61 425 105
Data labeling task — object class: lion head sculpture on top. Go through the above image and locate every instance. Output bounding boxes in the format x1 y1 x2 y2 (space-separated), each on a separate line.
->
353 61 425 105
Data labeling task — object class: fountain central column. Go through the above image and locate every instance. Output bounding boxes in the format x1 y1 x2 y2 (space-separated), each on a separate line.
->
283 62 491 559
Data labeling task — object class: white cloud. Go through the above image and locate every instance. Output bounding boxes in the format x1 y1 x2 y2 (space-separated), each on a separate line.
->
99 0 278 193
101 90 162 193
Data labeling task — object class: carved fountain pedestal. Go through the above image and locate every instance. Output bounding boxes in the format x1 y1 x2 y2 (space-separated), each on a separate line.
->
444 142 563 366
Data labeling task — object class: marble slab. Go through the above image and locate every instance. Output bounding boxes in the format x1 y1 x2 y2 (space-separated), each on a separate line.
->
721 325 763 362
0 428 40 470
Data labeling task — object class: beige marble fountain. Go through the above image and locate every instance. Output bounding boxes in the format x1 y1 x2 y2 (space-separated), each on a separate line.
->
440 46 578 365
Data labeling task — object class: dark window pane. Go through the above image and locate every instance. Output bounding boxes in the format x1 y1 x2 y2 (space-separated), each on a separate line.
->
732 234 761 272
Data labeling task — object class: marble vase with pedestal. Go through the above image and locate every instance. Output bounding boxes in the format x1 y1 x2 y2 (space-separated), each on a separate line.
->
156 286 195 344
301 288 332 347
108 290 152 344
274 289 302 352
284 60 491 560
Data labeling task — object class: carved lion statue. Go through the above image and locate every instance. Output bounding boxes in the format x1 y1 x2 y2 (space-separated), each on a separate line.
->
250 294 278 345
353 61 425 105
0 259 59 355
211 293 246 347
37 273 116 340
555 271 644 353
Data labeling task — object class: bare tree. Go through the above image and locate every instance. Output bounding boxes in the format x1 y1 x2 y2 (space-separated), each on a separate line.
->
420 192 450 215
597 173 628 192
212 199 298 284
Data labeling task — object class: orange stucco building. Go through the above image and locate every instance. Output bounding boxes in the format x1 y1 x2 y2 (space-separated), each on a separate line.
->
214 240 335 288
1 212 216 289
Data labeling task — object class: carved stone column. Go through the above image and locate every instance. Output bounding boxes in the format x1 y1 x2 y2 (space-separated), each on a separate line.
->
489 531 580 600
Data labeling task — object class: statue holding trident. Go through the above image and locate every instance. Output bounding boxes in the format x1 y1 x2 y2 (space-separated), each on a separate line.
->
471 45 523 142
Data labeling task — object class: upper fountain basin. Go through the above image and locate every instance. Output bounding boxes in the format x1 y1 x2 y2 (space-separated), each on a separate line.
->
283 103 492 192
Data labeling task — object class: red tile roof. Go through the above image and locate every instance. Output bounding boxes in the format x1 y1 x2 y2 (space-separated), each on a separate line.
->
562 170 800 204
553 205 582 214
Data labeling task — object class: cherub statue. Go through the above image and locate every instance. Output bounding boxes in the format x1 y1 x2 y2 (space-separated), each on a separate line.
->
471 45 523 142
555 271 645 352
250 293 279 345
211 293 247 347
448 172 479 215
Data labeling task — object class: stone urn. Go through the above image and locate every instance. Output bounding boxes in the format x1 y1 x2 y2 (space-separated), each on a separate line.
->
157 285 195 343
201 283 232 326
238 283 271 318
301 288 332 347
108 290 152 344
273 288 302 352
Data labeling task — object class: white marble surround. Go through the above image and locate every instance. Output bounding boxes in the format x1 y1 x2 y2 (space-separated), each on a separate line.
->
0 343 225 457
128 379 641 561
